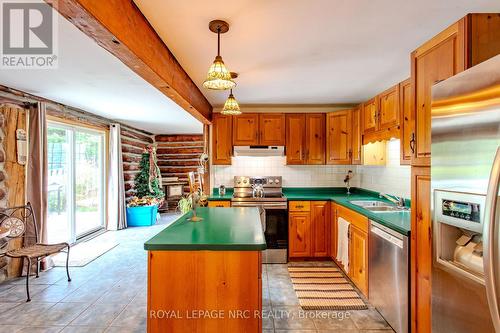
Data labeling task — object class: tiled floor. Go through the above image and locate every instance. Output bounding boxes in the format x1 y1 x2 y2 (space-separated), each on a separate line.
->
0 214 394 333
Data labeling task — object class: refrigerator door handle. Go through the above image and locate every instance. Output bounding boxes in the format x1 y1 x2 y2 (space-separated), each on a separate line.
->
484 147 500 333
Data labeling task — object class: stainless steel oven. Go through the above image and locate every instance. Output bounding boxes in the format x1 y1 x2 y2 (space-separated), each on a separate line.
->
231 176 288 263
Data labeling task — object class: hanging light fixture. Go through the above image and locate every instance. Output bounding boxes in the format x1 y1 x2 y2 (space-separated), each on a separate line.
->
221 89 241 115
221 72 241 115
203 20 236 90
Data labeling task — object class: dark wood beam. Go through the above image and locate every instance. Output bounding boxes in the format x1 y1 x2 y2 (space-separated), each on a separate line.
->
44 0 212 124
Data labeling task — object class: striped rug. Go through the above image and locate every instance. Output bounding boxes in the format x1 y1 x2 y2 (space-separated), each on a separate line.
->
288 266 368 310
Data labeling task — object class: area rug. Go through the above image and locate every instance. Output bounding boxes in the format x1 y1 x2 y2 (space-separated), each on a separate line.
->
288 266 368 310
52 240 119 267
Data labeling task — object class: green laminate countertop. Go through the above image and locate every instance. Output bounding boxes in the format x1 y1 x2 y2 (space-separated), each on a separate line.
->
208 187 410 235
144 207 266 251
285 187 411 236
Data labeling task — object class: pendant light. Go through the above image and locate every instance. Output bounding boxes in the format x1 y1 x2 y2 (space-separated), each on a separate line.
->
222 89 241 115
221 72 241 115
203 20 236 90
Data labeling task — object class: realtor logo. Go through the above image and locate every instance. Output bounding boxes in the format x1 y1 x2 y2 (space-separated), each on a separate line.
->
1 0 58 68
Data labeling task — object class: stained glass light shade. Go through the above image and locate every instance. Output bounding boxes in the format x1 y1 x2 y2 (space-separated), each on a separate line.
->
203 56 236 90
221 91 241 115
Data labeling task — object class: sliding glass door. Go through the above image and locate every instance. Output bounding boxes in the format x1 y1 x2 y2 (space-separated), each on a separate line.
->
47 122 106 244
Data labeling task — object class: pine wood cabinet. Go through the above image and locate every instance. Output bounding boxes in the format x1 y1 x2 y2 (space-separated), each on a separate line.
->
362 97 378 134
233 113 259 146
259 114 285 145
288 211 312 258
351 106 362 165
285 114 325 165
378 84 400 130
330 203 337 260
211 113 233 165
232 113 285 146
207 201 231 208
349 225 369 297
411 14 500 166
311 201 330 257
289 201 330 258
410 167 431 333
411 25 464 166
285 114 306 164
305 114 326 164
326 110 352 165
399 78 413 165
334 204 369 297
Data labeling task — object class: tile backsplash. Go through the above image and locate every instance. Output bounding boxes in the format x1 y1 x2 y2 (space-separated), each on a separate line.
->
357 139 411 198
211 139 410 198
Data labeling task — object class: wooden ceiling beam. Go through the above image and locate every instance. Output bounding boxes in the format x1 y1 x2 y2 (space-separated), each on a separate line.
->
44 0 212 124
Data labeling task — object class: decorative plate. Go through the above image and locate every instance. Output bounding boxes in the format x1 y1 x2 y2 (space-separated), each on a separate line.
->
0 217 25 238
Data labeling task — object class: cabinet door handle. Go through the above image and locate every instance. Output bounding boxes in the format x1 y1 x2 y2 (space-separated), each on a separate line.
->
296 205 304 208
410 132 416 154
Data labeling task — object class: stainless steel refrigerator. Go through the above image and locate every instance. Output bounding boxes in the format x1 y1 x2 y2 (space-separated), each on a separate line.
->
431 54 500 333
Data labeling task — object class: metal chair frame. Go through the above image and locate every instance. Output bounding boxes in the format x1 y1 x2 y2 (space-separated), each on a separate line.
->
0 202 71 301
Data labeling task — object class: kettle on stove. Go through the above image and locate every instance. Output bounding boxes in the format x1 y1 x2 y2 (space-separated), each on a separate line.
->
252 184 265 198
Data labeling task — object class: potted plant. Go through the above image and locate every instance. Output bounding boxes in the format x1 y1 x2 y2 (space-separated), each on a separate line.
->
177 171 208 221
126 145 164 227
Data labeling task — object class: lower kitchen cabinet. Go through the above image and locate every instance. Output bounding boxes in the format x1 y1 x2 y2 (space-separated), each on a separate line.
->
333 204 369 297
411 166 431 333
311 201 330 257
207 201 231 208
330 203 337 260
349 225 369 297
288 211 312 257
289 201 330 258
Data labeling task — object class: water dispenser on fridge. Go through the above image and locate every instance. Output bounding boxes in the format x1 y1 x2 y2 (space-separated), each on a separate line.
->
434 189 486 284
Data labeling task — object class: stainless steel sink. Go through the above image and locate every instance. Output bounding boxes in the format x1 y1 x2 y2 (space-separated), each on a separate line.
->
365 206 402 212
349 200 391 207
350 200 410 213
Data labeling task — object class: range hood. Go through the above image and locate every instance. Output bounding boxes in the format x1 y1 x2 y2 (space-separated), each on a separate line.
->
233 146 284 157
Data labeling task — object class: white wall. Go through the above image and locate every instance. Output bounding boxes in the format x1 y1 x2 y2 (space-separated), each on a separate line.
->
211 139 411 198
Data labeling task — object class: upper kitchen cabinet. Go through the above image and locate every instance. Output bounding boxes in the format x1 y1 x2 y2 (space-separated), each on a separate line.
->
411 13 500 166
285 114 306 164
362 84 401 144
399 78 413 165
285 113 325 165
233 113 285 146
259 114 285 145
362 97 378 134
351 106 362 165
305 114 326 164
378 84 400 130
233 113 259 145
211 113 233 165
326 110 352 165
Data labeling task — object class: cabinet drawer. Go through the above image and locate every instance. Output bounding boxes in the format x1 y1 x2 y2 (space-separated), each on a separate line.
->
208 201 231 208
336 204 368 233
289 201 311 212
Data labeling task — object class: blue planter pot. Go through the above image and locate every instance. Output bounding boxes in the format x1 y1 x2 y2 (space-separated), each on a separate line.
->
126 205 158 227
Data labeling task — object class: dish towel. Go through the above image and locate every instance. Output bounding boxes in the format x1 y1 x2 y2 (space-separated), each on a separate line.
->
336 217 350 272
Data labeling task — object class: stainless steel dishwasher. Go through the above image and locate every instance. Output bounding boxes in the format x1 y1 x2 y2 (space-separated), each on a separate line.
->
369 220 409 333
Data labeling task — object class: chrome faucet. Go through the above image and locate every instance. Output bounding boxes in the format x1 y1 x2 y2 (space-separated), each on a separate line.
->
379 193 405 208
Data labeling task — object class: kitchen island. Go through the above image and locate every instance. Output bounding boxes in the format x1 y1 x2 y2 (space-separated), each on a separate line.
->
144 207 266 333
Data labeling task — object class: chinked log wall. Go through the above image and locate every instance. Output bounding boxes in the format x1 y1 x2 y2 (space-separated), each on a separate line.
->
155 134 204 211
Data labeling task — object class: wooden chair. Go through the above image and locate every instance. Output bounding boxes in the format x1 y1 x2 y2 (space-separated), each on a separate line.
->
0 203 71 301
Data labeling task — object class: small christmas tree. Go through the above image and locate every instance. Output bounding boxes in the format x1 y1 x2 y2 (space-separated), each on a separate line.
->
133 145 164 203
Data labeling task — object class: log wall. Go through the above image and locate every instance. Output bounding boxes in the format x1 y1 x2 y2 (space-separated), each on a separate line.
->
0 104 27 281
155 134 204 211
